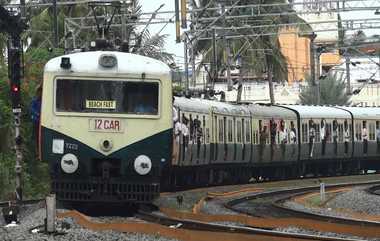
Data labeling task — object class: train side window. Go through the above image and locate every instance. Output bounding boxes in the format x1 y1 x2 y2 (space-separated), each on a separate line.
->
213 116 217 143
227 119 233 143
218 117 224 143
315 124 320 142
301 123 308 143
245 119 251 143
355 122 362 141
338 123 344 142
369 122 376 141
237 120 242 143
325 123 332 142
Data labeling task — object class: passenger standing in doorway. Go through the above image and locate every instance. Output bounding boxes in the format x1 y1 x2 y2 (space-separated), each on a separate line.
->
172 97 179 164
320 119 326 155
259 123 268 161
290 121 297 156
270 119 277 160
31 85 42 156
333 120 338 155
362 121 368 154
309 120 315 158
344 120 350 155
279 120 287 158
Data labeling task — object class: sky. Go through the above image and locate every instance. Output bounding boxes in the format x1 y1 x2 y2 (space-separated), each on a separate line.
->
141 0 380 66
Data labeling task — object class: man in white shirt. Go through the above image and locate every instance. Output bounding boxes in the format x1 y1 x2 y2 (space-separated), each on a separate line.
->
362 121 368 154
344 120 350 155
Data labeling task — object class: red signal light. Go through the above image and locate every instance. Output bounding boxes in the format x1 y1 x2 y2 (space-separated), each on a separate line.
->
11 84 19 92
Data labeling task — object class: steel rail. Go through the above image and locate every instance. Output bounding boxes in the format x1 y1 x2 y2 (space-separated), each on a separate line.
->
226 180 380 228
136 210 359 241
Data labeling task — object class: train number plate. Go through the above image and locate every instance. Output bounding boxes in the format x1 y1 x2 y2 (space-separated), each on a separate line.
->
89 118 124 133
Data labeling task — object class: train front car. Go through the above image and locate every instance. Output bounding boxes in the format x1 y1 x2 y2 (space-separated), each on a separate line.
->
40 51 172 203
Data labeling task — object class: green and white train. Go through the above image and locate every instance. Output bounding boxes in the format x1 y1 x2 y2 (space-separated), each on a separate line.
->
41 51 172 203
41 51 380 204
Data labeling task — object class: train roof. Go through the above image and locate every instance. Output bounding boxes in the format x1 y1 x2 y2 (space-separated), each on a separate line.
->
44 51 171 77
281 105 351 119
247 104 297 119
174 97 250 115
335 106 380 120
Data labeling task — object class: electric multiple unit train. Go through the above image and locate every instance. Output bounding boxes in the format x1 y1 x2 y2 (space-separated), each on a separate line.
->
40 51 380 204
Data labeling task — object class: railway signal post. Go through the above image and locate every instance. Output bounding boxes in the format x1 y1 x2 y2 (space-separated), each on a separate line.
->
0 5 27 203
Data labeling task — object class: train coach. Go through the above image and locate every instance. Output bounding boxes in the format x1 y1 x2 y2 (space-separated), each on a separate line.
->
171 99 380 186
40 51 173 203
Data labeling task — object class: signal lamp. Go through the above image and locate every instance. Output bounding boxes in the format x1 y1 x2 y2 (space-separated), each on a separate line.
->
11 84 19 92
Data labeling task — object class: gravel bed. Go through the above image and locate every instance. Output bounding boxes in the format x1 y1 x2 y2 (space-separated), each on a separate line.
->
326 187 380 216
0 206 180 241
282 186 380 220
276 226 378 241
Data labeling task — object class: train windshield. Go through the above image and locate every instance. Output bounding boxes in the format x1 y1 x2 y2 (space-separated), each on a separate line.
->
56 79 159 115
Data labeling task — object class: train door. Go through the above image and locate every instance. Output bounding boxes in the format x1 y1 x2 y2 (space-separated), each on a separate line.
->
226 116 234 162
251 118 260 164
189 113 205 165
368 120 376 157
216 115 227 163
211 113 218 163
235 117 244 162
244 118 252 162
181 112 192 166
300 120 309 161
203 115 211 165
353 120 362 158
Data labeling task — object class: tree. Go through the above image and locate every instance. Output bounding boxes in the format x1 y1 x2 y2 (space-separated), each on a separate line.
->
299 73 351 105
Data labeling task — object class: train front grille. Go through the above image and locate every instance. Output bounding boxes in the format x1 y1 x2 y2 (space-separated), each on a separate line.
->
52 179 159 203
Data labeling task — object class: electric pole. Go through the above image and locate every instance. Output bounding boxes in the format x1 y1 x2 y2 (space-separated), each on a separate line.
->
345 54 351 95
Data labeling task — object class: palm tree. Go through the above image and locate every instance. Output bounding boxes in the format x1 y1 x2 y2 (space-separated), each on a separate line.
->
299 73 351 105
192 0 311 82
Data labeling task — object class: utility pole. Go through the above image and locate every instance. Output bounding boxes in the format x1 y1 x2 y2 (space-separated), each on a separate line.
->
184 36 189 92
121 0 126 41
315 48 321 105
226 41 233 91
53 0 58 48
211 28 217 89
345 54 351 95
191 41 196 87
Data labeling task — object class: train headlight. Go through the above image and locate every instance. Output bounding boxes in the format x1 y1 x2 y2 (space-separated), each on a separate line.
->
100 139 113 152
61 153 79 174
134 155 152 175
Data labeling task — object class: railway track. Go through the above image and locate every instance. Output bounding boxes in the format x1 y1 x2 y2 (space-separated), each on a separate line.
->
55 208 362 241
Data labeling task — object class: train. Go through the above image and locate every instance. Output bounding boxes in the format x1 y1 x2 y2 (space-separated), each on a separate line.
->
40 50 380 204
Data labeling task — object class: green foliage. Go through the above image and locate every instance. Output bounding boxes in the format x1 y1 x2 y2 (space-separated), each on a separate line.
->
299 73 351 106
193 0 311 82
0 47 59 201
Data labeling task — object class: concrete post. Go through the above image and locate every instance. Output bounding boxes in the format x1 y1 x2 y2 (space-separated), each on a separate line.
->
46 194 56 233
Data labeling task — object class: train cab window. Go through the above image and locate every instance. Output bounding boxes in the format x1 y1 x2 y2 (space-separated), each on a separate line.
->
227 119 233 143
369 122 376 141
245 119 251 143
56 79 159 115
237 120 242 143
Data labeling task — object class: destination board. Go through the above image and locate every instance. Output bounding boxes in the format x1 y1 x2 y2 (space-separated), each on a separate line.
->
86 100 116 109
